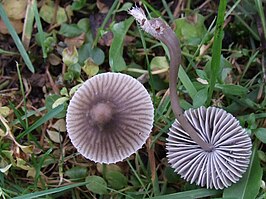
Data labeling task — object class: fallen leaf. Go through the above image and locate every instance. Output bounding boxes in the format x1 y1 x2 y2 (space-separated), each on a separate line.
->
27 167 36 178
89 13 113 46
16 158 31 170
64 33 85 48
0 106 10 117
0 115 34 154
2 0 27 20
48 53 61 66
51 119 66 132
20 145 34 154
0 19 23 34
29 73 46 87
96 0 109 13
47 130 63 143
0 164 12 174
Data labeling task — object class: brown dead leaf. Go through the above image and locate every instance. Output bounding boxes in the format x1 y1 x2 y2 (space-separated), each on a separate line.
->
0 19 23 34
96 0 109 13
47 130 62 143
51 119 66 132
2 0 27 20
64 32 85 48
48 53 61 66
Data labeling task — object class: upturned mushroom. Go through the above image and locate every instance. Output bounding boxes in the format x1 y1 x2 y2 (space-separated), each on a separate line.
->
129 6 252 189
167 106 252 189
66 72 154 164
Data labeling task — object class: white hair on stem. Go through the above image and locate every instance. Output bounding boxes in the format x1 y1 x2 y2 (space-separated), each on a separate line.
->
128 6 167 39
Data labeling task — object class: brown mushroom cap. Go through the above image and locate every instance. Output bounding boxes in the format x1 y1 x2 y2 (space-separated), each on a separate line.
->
66 73 154 164
166 106 252 189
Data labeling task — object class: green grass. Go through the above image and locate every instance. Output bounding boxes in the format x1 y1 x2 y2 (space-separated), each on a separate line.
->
33 0 47 59
207 0 227 105
0 0 265 198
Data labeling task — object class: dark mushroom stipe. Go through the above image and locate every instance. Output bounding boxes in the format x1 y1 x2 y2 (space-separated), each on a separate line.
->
148 18 213 151
127 7 213 151
91 102 113 126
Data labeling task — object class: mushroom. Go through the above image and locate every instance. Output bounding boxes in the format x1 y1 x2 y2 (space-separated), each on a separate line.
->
129 7 252 189
167 106 252 189
66 72 154 164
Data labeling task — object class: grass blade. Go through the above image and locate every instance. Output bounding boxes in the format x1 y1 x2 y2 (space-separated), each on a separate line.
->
109 17 134 71
162 0 174 22
17 104 64 140
0 3 35 73
93 0 120 47
178 66 197 99
0 48 18 55
16 62 28 128
151 188 222 199
13 181 91 199
255 0 266 40
32 0 47 58
9 102 26 129
206 0 227 105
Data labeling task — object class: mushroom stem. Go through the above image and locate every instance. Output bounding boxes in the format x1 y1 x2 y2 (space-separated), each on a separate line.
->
91 102 113 126
158 28 213 151
128 7 213 151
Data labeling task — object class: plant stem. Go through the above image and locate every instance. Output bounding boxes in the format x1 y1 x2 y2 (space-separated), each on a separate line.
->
16 62 28 129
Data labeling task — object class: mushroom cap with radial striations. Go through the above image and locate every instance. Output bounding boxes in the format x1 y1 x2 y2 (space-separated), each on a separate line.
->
166 106 252 189
66 73 154 164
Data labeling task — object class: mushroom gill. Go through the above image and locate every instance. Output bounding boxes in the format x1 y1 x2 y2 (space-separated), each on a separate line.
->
66 73 154 164
166 106 252 189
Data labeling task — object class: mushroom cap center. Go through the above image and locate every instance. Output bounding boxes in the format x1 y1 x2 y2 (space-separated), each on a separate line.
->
90 102 113 126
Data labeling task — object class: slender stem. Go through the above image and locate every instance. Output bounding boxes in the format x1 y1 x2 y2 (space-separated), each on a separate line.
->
157 27 213 151
128 7 213 151
16 62 28 129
